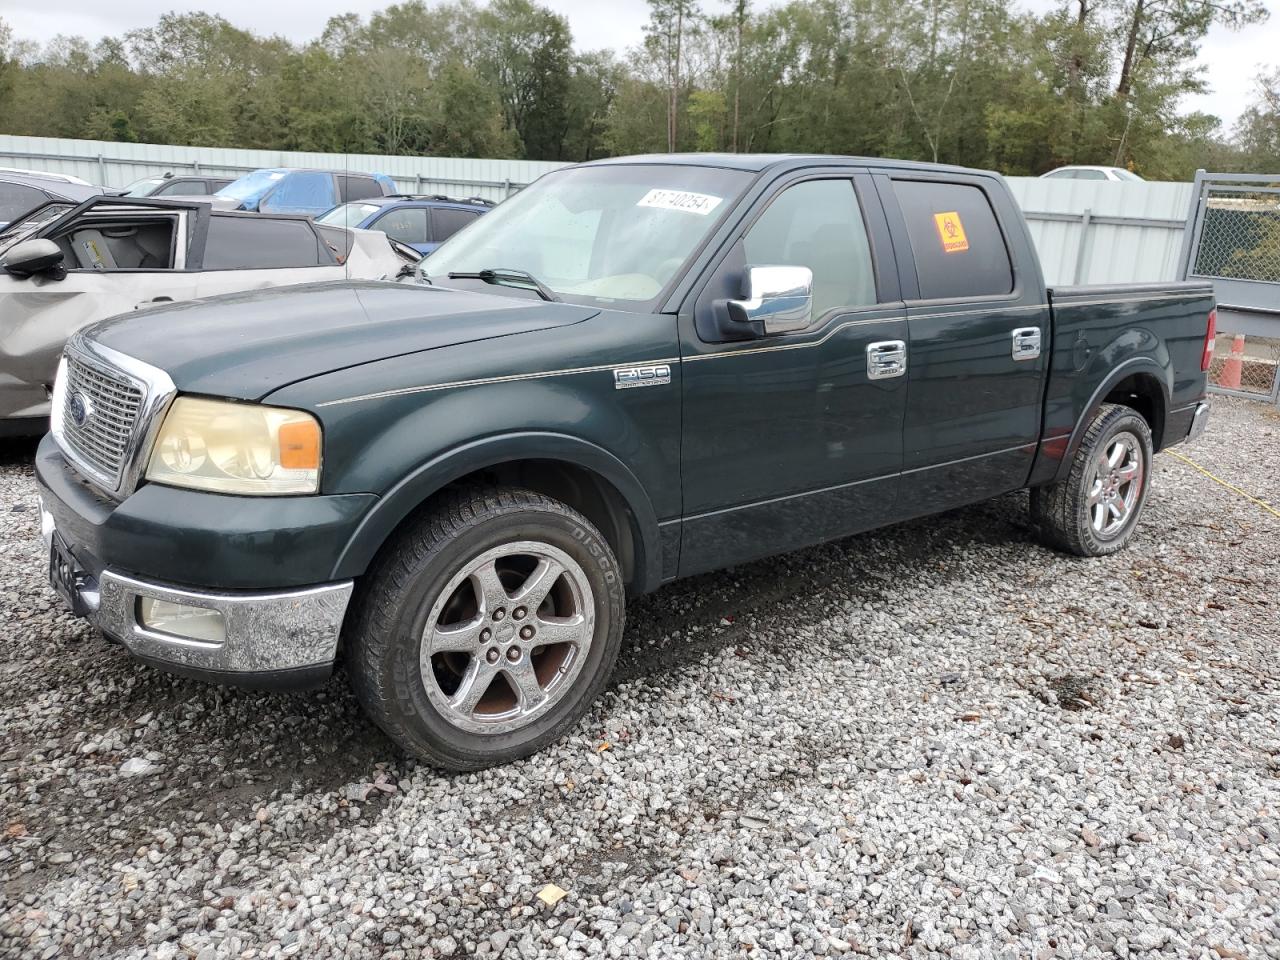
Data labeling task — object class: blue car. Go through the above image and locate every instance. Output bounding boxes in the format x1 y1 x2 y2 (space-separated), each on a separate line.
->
210 169 397 217
316 195 494 255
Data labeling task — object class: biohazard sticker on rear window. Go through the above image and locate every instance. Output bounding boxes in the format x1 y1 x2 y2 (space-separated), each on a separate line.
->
637 189 723 216
933 211 969 253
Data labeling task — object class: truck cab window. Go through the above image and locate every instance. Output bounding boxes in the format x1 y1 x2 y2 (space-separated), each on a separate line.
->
892 179 1013 300
742 179 876 320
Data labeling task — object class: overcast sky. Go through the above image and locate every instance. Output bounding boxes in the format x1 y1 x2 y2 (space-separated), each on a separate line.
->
6 0 1276 129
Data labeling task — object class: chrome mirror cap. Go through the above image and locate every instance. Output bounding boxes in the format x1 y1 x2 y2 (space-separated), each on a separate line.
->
727 264 814 335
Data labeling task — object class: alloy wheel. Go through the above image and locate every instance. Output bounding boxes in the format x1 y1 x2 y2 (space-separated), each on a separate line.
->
419 540 595 735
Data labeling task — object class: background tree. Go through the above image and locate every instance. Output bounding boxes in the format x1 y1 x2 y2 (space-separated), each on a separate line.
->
0 1 1273 178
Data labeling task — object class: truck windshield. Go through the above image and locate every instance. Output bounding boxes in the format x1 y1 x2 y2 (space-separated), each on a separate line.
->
423 164 752 309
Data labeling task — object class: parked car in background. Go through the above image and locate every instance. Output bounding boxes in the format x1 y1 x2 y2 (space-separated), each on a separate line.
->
118 172 234 198
317 195 494 254
0 195 412 434
0 172 103 229
32 154 1214 769
1040 165 1144 182
209 168 396 216
0 167 94 186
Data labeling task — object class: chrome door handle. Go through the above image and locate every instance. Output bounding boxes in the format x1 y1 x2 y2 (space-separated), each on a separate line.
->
867 340 907 380
1011 327 1041 360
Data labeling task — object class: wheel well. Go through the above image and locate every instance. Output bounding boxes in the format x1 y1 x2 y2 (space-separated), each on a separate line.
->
1103 373 1166 449
435 460 640 590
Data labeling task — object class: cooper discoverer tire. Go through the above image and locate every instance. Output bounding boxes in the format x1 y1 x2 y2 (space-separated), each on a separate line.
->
346 486 625 770
1030 403 1154 557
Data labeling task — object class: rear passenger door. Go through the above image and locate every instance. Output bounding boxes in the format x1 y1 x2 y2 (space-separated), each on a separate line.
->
876 173 1050 515
678 172 908 576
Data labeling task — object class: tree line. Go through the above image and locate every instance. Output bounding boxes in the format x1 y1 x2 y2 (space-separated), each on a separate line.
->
0 0 1277 181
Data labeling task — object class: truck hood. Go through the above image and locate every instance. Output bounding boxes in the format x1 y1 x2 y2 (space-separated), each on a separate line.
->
85 280 598 400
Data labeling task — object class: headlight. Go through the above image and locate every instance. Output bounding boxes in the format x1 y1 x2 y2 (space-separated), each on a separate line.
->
145 397 321 495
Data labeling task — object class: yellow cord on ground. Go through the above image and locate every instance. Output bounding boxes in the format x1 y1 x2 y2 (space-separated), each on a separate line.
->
1165 449 1280 521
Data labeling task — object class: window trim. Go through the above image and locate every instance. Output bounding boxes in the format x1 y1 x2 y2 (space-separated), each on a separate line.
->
875 172 1025 308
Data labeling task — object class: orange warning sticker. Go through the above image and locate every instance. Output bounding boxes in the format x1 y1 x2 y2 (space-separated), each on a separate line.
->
933 211 969 253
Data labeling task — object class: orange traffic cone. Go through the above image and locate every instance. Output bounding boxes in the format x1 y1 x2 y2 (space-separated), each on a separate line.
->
1220 334 1245 389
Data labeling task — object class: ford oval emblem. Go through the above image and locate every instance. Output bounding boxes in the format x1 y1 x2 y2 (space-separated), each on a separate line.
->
69 391 93 427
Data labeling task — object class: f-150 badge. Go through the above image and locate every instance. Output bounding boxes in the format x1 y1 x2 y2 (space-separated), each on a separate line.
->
614 365 672 389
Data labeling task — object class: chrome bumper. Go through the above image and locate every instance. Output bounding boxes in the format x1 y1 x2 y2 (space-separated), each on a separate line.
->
96 572 353 677
1187 400 1211 442
42 505 351 680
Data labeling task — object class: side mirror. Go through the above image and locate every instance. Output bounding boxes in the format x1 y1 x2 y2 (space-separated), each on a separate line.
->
727 265 813 336
1 239 65 279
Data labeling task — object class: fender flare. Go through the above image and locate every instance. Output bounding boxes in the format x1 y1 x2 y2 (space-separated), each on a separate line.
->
1052 357 1171 483
330 431 664 592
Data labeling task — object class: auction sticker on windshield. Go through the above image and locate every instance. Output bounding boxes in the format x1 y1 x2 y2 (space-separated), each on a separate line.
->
637 189 723 216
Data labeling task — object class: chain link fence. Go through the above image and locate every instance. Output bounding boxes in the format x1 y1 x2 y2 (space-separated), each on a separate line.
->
1208 332 1280 396
1192 191 1280 283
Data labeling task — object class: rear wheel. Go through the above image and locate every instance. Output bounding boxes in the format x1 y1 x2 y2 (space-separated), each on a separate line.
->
347 487 625 770
1031 403 1153 557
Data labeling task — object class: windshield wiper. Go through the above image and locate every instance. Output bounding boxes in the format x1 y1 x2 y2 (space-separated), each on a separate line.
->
447 268 558 302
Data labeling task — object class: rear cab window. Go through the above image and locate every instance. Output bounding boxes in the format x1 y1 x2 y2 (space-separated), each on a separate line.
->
890 179 1013 300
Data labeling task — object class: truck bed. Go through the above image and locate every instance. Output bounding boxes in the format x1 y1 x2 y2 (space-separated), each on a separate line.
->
1030 280 1215 485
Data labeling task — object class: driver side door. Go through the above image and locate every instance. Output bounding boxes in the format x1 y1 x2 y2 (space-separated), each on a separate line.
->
677 172 909 576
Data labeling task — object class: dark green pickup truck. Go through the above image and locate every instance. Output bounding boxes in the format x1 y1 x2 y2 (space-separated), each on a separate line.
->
35 154 1214 768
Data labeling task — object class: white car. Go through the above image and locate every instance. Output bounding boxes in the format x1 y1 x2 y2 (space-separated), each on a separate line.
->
0 196 413 434
1040 165 1144 182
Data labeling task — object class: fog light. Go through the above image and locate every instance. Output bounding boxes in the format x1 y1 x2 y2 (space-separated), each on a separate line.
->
137 597 226 644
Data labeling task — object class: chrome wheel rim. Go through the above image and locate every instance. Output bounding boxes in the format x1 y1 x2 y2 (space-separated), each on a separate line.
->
419 541 595 735
1087 432 1144 540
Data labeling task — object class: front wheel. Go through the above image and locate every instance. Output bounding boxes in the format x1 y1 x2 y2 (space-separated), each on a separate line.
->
347 487 625 770
1030 403 1154 557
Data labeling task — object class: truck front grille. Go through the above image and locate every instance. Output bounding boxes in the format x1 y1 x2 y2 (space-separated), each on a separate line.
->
59 353 144 488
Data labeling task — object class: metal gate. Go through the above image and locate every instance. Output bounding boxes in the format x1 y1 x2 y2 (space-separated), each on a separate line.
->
1178 172 1280 405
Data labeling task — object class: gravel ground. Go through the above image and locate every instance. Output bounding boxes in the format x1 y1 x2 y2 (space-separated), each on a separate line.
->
1 397 1278 960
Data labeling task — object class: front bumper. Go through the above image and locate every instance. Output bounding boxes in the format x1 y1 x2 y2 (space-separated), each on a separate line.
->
42 507 352 688
35 434 365 689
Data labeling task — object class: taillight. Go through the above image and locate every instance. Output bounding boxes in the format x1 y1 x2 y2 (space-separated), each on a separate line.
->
1201 308 1216 372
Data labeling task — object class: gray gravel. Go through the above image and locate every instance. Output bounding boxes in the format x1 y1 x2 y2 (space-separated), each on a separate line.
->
2 397 1278 960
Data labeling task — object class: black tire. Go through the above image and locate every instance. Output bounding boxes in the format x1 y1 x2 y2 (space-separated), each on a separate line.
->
347 486 625 770
1030 403 1154 557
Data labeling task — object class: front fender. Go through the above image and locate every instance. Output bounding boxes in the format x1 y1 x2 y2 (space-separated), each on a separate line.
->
329 431 664 592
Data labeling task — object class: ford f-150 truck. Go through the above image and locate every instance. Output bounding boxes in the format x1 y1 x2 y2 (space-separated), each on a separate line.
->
34 154 1214 769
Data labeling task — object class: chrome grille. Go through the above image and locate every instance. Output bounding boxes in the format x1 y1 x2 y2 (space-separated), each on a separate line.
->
59 353 144 487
